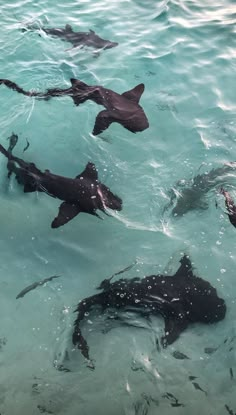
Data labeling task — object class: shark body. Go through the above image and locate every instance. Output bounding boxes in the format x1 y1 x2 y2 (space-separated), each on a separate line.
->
0 140 122 228
72 255 226 363
0 78 149 135
22 24 118 50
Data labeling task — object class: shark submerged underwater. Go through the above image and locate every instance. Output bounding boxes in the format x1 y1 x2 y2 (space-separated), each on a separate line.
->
72 254 226 365
164 162 236 217
0 137 122 228
22 24 118 51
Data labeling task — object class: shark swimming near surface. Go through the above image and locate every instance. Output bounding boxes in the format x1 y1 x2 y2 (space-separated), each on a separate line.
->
0 140 122 228
0 78 149 135
72 254 226 364
164 162 236 217
22 24 118 50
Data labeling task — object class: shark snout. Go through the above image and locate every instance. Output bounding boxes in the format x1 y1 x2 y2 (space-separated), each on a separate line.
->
103 41 119 49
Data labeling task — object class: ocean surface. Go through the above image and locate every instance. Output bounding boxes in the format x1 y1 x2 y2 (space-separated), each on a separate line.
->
0 0 236 414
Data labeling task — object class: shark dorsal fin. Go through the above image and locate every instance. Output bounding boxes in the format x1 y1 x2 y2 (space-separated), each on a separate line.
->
70 78 89 89
76 162 98 181
174 254 194 279
122 83 145 104
65 24 72 32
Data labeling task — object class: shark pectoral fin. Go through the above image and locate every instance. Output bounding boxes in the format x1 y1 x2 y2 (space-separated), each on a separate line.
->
92 110 112 135
161 316 188 347
51 202 81 228
76 162 98 181
24 182 37 193
89 210 103 220
174 254 194 279
72 327 91 361
122 83 145 103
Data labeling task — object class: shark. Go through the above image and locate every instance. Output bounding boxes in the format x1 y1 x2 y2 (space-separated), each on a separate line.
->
72 254 226 364
164 162 236 217
22 24 118 50
0 140 122 228
0 78 149 135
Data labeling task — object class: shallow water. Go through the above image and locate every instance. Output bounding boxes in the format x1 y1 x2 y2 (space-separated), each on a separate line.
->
0 0 236 414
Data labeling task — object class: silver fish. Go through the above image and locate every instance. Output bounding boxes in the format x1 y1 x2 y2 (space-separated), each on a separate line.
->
16 275 60 299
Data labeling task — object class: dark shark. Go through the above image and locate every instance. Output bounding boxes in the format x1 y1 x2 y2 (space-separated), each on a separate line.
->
220 188 236 228
72 255 226 363
165 162 236 216
0 78 149 135
22 24 118 50
0 141 122 228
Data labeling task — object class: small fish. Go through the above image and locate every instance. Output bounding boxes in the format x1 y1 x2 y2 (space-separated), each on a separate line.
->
86 360 95 370
55 364 71 373
164 392 176 400
192 382 207 396
156 338 161 352
171 402 184 407
96 261 137 291
172 350 190 360
189 375 197 381
204 347 218 355
141 393 159 406
37 404 54 414
16 275 60 299
225 404 235 415
23 138 30 152
230 368 234 380
163 392 184 408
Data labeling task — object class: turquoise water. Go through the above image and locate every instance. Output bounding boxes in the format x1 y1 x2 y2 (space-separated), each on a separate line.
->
0 0 236 413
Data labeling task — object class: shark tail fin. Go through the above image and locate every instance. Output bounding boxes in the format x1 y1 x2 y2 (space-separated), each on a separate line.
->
7 133 18 153
0 143 11 160
0 79 33 96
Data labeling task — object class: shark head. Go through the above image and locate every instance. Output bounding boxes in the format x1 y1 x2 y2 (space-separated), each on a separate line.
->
86 29 118 49
98 183 122 212
183 277 226 324
173 255 226 324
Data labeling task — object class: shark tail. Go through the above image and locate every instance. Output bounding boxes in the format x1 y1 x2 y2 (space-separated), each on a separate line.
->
73 293 105 361
0 143 12 159
0 79 35 96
